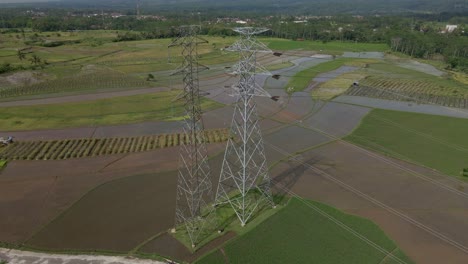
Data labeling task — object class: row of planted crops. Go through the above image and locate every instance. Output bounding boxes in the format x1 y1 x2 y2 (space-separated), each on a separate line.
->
0 128 230 161
345 77 468 109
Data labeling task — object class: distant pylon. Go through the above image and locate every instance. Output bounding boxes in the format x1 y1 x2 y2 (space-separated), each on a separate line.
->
215 27 275 227
170 25 213 247
136 0 141 18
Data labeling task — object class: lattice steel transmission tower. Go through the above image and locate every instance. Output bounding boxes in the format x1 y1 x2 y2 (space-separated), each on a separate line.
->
170 25 213 247
215 27 275 227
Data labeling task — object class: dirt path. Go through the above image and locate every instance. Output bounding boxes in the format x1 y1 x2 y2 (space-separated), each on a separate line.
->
0 248 167 264
220 248 229 264
0 87 169 107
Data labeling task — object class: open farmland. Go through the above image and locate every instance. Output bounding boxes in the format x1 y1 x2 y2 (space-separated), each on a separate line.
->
26 171 178 252
0 128 229 161
344 62 468 108
346 77 468 108
285 58 350 93
0 31 240 100
0 90 222 131
346 109 468 177
196 197 412 264
0 66 153 99
1 23 468 264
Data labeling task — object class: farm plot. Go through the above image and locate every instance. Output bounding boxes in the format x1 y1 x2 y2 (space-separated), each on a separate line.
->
0 67 152 99
196 197 413 264
0 90 223 131
346 77 468 109
26 171 178 252
0 128 230 161
345 109 468 177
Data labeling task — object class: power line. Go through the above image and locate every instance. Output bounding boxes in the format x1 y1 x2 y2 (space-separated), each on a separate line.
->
266 141 468 255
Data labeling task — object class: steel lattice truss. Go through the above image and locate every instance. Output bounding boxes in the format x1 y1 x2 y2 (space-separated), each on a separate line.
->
170 25 214 247
216 27 275 226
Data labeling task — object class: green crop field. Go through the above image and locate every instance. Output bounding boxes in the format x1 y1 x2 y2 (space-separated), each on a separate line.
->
0 31 240 99
0 66 154 99
264 38 389 54
0 159 7 170
196 197 412 264
0 90 222 130
285 58 369 93
346 109 468 178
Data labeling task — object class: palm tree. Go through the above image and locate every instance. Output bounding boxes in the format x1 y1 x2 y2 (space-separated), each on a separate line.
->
29 54 41 66
17 50 26 61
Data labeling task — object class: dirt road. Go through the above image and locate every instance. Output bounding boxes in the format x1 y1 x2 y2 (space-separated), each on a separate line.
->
0 248 167 264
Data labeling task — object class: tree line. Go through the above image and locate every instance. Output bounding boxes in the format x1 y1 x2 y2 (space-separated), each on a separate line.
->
0 9 467 72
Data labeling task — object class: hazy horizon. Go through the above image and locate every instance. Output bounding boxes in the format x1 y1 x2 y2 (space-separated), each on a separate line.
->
0 0 59 3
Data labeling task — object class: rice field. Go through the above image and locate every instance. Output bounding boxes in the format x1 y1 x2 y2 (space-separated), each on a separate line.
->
345 109 468 177
0 68 152 99
346 77 468 109
0 128 230 161
196 197 413 264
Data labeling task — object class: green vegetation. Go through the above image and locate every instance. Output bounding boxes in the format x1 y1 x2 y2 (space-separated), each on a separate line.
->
197 197 412 264
0 159 7 170
0 67 153 99
266 61 295 71
172 192 286 251
346 109 468 178
313 71 367 100
265 39 389 54
285 58 367 93
0 90 222 131
345 61 468 108
0 32 239 99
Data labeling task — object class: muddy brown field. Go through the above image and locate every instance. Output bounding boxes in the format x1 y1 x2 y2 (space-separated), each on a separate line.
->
0 144 224 245
270 141 468 264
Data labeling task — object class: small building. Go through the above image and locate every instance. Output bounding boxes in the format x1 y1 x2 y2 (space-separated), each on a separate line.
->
445 25 458 33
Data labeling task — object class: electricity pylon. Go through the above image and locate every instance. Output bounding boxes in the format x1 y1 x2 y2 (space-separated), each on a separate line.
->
170 25 213 247
215 27 275 227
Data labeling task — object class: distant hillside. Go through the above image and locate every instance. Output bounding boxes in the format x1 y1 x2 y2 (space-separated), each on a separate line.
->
1 0 467 14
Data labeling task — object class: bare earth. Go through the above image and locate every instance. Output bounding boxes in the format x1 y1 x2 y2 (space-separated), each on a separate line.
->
0 248 166 264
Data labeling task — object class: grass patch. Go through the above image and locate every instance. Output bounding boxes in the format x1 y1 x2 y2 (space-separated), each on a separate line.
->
313 71 367 100
266 61 295 71
285 58 365 93
0 159 7 170
0 66 153 99
0 90 222 131
264 38 389 55
196 197 413 264
450 71 468 86
346 109 468 177
172 192 286 252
